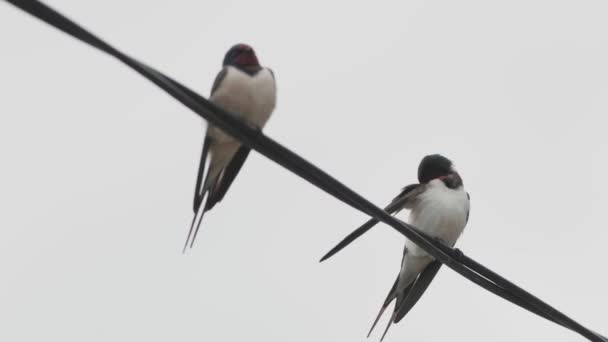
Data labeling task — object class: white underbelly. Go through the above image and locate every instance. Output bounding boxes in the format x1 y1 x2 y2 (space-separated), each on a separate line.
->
207 67 276 142
404 186 468 257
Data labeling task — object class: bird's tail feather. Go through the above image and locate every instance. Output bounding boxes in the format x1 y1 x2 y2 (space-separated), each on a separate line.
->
185 137 213 253
368 278 399 337
379 312 396 342
368 277 415 338
205 147 250 211
193 137 212 212
183 192 210 253
394 260 442 323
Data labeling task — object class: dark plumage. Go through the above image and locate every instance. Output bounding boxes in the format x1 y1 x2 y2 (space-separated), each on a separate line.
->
222 43 262 75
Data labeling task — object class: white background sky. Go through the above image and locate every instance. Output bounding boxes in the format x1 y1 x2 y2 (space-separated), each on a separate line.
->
1 1 607 341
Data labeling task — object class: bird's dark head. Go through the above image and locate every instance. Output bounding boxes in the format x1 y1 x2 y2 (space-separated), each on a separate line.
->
417 154 463 189
223 43 260 68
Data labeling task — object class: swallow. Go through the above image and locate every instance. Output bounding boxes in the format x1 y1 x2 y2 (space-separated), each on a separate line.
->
184 44 277 252
322 154 470 340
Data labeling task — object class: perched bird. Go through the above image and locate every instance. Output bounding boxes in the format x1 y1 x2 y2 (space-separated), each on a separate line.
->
321 154 470 340
184 44 277 252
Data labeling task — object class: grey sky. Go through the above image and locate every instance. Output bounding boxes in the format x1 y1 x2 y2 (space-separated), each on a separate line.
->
1 1 607 341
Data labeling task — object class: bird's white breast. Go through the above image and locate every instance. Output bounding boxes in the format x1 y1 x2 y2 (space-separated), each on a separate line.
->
208 66 276 142
405 180 470 257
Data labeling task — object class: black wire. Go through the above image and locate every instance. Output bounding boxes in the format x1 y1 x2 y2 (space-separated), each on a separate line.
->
4 1 606 341
458 251 607 341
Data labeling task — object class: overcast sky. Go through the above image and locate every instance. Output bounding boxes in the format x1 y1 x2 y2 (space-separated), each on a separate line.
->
1 1 607 341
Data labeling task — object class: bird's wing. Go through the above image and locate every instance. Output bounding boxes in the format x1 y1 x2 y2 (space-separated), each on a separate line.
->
205 146 251 211
368 247 411 337
320 183 425 262
210 67 228 95
184 135 215 252
183 67 233 251
375 260 442 342
188 147 251 251
393 259 443 323
191 67 230 212
192 136 212 212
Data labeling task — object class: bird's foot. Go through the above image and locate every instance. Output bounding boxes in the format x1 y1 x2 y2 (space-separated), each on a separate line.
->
433 237 448 247
452 248 465 263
